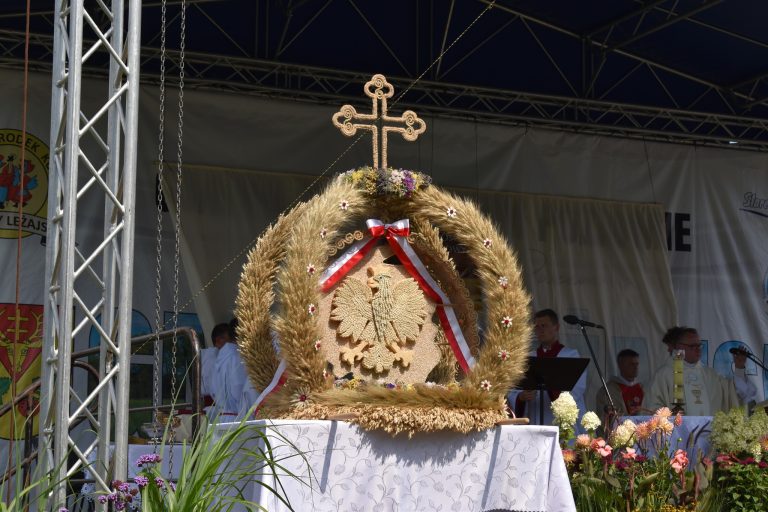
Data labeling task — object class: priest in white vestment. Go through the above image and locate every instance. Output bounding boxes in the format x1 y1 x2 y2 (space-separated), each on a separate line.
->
507 309 588 427
731 346 758 405
208 322 249 421
648 327 738 416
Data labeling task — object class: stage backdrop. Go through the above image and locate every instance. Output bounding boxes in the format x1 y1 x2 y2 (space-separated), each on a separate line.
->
0 68 765 455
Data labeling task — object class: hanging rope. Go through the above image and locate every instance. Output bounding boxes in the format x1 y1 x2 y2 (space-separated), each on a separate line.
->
167 0 188 476
151 0 169 448
6 0 32 501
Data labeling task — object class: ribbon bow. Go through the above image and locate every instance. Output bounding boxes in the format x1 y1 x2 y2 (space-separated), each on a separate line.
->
367 219 410 239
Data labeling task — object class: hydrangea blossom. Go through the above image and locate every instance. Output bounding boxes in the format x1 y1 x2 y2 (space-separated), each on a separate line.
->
612 419 637 447
580 411 601 432
551 391 579 429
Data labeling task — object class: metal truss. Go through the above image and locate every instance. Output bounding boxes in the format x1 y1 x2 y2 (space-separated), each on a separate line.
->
0 26 766 152
40 0 141 508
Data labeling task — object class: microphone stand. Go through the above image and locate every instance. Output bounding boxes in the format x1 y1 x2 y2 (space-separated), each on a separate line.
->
745 352 768 373
575 324 615 415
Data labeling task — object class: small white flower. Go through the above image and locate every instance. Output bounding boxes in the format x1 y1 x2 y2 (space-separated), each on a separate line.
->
483 238 492 248
291 389 311 409
308 303 316 315
581 411 601 432
501 316 512 329
480 380 492 391
339 200 349 210
306 263 316 274
314 340 321 351
446 206 457 218
498 350 509 361
498 276 509 288
320 227 328 239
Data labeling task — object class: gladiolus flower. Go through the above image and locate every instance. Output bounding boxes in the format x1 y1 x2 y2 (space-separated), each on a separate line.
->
670 449 689 474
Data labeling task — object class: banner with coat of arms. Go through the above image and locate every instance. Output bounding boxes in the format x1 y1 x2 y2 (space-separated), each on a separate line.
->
0 128 48 440
0 304 42 439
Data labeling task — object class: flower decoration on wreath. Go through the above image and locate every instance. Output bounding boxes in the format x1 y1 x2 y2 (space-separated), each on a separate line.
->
234 74 532 436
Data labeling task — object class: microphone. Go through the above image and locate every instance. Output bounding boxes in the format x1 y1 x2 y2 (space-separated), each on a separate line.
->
729 346 751 356
563 315 604 329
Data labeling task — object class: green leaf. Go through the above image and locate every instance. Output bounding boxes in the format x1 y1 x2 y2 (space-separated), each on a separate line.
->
604 474 621 489
637 472 660 489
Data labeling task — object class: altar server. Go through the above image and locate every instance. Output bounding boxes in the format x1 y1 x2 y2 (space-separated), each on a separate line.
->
507 309 588 426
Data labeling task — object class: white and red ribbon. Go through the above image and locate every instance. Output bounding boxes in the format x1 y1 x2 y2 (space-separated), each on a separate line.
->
252 218 476 414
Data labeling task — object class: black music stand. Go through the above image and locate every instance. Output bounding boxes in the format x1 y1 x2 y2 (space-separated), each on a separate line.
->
516 356 590 425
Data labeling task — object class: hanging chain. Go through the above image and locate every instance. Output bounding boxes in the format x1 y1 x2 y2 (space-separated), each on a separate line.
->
168 0 187 476
151 0 169 448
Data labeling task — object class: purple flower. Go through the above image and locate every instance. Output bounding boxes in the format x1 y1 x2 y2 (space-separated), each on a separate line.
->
107 492 118 502
136 453 161 467
402 172 415 195
169 481 176 492
115 502 126 511
155 477 165 489
98 496 108 504
134 475 149 488
59 508 69 512
117 482 130 493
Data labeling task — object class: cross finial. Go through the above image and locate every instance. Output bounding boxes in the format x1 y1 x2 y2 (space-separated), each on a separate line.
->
332 74 426 169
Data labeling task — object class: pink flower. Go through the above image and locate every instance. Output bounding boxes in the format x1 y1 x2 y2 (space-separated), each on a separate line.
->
674 412 683 427
655 407 672 418
670 449 689 474
575 434 591 448
497 350 509 361
562 449 576 465
597 444 613 458
592 438 612 458
622 447 637 460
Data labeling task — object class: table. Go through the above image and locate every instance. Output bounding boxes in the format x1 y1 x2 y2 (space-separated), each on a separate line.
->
214 419 576 512
626 415 712 458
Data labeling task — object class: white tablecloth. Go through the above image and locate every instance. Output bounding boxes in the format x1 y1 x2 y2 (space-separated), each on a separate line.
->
627 415 712 458
214 419 576 512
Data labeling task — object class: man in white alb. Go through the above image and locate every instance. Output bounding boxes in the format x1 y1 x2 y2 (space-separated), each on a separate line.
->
209 321 248 421
648 326 738 415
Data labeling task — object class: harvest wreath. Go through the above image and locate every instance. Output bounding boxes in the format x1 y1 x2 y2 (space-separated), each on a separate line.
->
235 166 532 436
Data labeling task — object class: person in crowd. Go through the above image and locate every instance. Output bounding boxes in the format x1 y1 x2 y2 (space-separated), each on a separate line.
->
731 344 758 406
507 309 587 426
209 321 248 421
199 323 231 409
648 326 738 415
595 349 645 417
